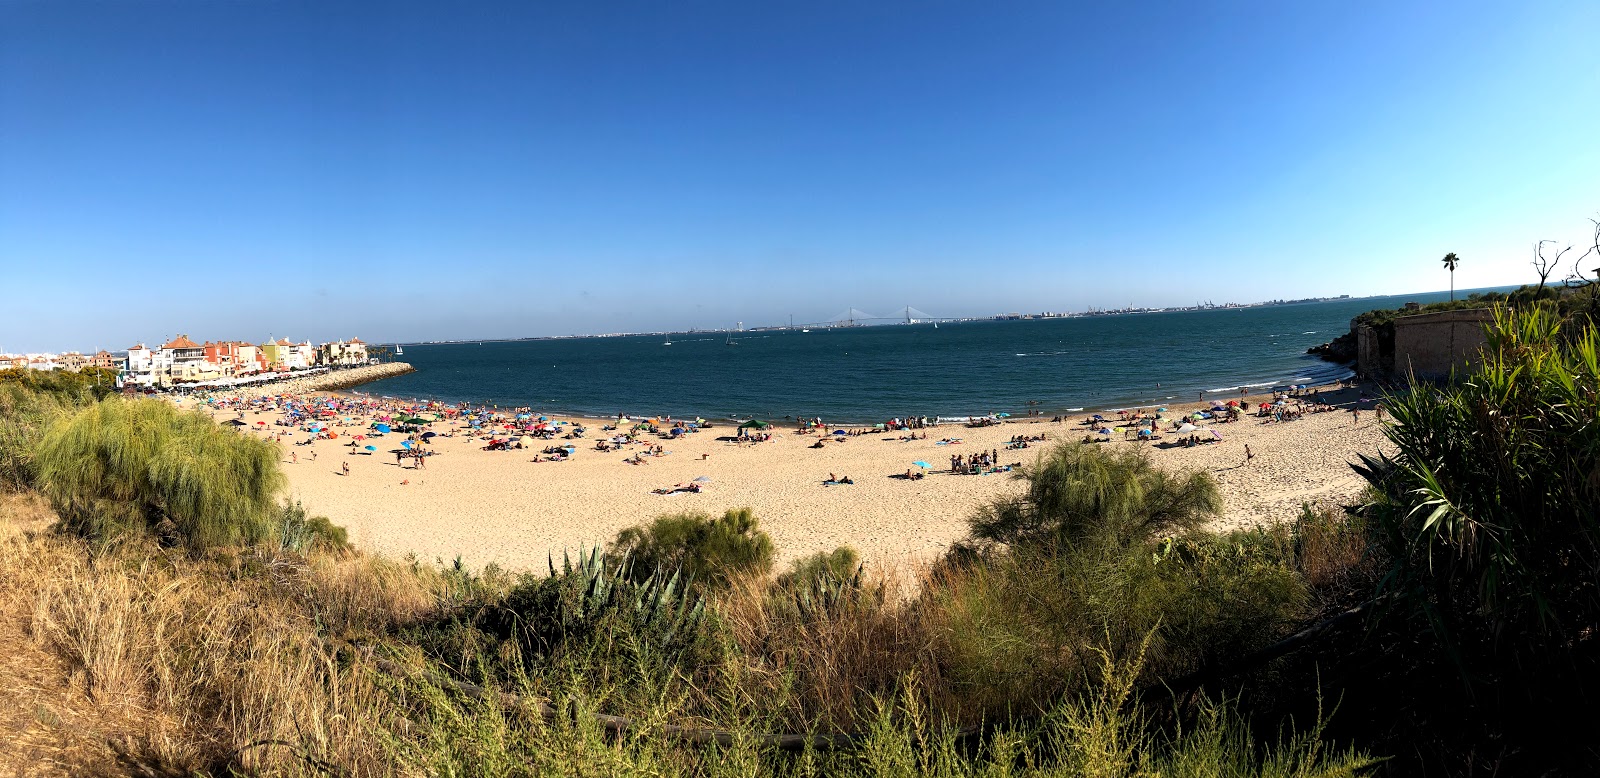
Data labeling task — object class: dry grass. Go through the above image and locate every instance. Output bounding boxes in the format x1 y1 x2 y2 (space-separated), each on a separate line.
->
716 564 946 732
0 491 444 776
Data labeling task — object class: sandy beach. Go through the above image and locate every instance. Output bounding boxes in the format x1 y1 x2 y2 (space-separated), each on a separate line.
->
185 378 1391 571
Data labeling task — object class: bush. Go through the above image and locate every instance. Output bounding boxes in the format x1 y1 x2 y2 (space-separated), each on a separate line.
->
33 398 286 548
276 500 350 553
609 507 775 591
1355 307 1600 668
969 443 1221 552
777 545 860 588
0 383 68 489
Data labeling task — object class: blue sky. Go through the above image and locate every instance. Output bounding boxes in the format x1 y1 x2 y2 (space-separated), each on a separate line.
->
3 1 1598 351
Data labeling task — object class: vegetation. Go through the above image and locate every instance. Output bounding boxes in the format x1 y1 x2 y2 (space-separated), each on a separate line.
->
5 306 1600 774
34 399 287 548
1440 252 1460 300
1355 306 1600 675
609 507 776 591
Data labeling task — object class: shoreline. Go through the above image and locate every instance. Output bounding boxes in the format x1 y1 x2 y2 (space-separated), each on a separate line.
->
348 363 1359 427
199 375 1389 573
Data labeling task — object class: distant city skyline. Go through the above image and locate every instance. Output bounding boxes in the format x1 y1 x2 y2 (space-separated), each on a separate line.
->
3 1 1598 352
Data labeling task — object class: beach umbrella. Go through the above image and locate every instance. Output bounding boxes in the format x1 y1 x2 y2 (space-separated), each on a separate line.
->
1098 427 1112 435
1156 407 1168 412
421 431 436 438
256 421 265 425
738 419 770 430
364 445 376 451
1091 414 1104 420
693 476 711 482
225 419 247 426
833 430 848 436
913 461 931 469
401 440 412 449
1210 429 1223 440
1178 423 1197 433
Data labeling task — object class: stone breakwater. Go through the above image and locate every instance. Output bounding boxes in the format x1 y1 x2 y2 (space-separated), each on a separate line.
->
216 363 415 399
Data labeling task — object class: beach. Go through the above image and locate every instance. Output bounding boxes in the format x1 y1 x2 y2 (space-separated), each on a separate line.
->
194 382 1390 571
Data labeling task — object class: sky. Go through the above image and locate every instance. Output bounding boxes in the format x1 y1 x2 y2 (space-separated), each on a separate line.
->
3 1 1599 351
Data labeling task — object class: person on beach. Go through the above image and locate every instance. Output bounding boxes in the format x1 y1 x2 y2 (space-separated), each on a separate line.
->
341 461 350 476
1244 443 1254 466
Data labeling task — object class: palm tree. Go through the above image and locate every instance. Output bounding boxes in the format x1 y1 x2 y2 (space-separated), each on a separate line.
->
1442 252 1460 301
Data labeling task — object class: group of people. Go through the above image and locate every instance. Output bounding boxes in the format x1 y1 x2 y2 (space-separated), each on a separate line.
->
950 449 1004 474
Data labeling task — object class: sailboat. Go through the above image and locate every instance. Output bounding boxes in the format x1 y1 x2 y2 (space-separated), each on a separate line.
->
663 333 673 346
395 344 404 355
933 322 938 329
725 332 738 346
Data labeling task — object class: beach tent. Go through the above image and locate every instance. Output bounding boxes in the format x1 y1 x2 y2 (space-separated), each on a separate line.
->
738 420 770 430
1178 423 1198 433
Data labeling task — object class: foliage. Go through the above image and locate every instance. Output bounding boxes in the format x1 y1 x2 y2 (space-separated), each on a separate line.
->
968 442 1222 551
275 500 349 553
1354 307 1600 666
777 545 860 588
0 383 68 489
610 507 776 591
414 545 714 693
0 366 119 403
33 397 286 548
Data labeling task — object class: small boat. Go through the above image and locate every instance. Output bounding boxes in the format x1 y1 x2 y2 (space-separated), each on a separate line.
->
933 322 938 329
725 333 738 346
801 328 810 333
395 344 404 355
663 334 673 346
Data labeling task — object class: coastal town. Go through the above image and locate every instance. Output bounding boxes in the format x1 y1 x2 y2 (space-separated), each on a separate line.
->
0 335 376 388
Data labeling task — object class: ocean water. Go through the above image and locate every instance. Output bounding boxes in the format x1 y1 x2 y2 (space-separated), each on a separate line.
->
359 289 1486 422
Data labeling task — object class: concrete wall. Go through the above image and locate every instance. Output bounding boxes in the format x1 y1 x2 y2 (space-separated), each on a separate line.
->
1355 324 1384 378
1391 309 1493 380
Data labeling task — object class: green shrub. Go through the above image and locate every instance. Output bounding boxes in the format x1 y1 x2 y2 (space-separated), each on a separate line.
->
969 442 1221 552
33 397 286 548
610 507 776 591
276 500 350 553
777 546 860 588
1355 306 1600 667
0 383 69 489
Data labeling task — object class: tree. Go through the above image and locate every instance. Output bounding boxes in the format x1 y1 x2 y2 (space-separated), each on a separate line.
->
1533 240 1568 291
1441 252 1460 301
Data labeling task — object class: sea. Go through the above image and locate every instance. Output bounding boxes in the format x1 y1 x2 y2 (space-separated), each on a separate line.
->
358 288 1501 423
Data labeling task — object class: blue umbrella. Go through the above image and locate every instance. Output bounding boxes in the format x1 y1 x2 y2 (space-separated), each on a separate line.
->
402 440 412 449
913 461 931 468
364 445 376 451
375 423 391 433
1098 427 1112 435
833 430 847 436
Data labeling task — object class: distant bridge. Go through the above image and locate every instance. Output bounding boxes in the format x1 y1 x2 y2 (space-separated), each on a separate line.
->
823 306 943 326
